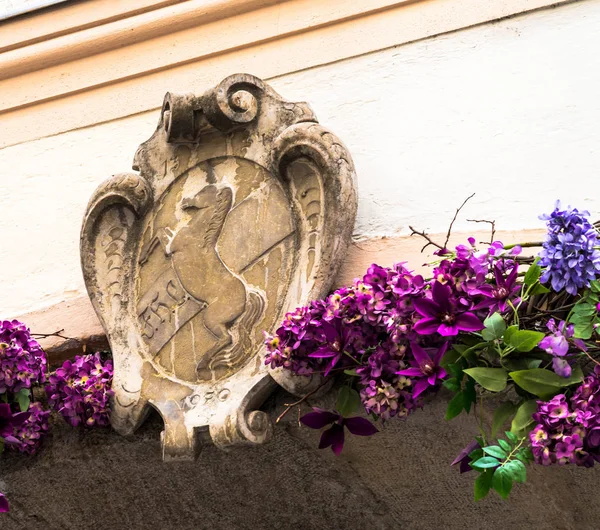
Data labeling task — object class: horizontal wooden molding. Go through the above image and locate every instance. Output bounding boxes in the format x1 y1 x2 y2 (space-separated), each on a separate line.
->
14 229 546 364
0 0 186 54
0 0 289 80
0 0 571 148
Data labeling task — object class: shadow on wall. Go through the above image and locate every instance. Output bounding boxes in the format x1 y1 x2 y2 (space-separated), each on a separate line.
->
2 390 598 530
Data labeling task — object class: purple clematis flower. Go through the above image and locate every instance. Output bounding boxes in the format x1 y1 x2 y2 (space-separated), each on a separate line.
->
300 407 379 455
0 492 8 513
0 403 30 446
538 319 586 378
451 439 482 473
396 342 449 398
307 321 358 376
471 262 520 314
413 281 484 337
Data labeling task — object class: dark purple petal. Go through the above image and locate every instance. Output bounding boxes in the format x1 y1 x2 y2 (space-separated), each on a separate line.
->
412 378 430 398
319 424 345 455
437 323 459 336
300 409 339 429
413 318 442 335
431 281 452 312
434 342 450 365
412 298 440 319
343 417 379 436
308 347 337 358
451 439 481 474
396 367 423 377
454 312 485 332
409 342 430 367
0 493 8 513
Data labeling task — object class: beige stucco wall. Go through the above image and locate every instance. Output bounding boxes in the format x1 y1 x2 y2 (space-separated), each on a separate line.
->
0 0 597 319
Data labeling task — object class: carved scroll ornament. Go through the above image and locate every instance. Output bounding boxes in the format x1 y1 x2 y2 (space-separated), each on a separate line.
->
81 74 357 460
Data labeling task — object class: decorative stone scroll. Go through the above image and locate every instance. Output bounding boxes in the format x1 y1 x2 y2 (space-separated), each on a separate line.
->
80 74 357 460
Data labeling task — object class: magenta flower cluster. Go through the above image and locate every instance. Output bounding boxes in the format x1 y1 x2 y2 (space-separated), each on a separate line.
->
265 240 523 421
0 319 47 394
10 402 50 455
530 367 600 467
46 353 114 427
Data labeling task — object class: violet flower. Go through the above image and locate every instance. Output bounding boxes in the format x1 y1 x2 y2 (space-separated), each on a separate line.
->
300 407 379 455
538 201 600 295
396 342 449 398
471 262 520 314
307 321 359 376
412 281 484 337
538 319 585 378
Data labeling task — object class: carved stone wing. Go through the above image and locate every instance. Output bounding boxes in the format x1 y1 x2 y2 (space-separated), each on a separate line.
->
81 74 357 460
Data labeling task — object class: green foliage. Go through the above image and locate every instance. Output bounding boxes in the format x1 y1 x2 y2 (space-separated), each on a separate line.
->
15 388 30 413
482 313 506 341
510 400 537 438
471 433 533 501
491 401 517 438
567 287 600 339
336 386 361 417
463 367 508 392
509 367 583 399
508 330 545 352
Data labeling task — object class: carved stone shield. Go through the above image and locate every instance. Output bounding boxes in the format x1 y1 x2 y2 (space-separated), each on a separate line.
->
81 74 357 460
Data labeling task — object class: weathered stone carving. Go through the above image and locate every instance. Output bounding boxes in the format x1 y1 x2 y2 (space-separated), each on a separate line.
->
81 74 357 460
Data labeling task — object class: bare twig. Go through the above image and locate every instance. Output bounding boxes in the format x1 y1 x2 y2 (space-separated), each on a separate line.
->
408 226 445 253
443 193 476 250
275 378 331 424
31 328 77 341
467 218 496 244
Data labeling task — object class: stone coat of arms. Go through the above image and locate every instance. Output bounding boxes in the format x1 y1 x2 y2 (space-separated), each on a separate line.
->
81 74 357 460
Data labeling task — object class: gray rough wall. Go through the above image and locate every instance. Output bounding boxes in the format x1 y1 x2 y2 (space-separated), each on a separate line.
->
2 390 598 530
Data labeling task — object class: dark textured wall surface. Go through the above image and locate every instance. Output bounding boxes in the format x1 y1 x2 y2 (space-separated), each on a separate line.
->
2 390 598 530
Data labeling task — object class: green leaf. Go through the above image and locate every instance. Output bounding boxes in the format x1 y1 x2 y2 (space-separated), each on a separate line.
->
445 392 465 420
524 263 541 286
472 456 500 470
463 367 508 392
510 400 537 437
482 313 506 341
483 445 508 459
510 368 583 399
15 388 30 413
336 386 361 417
504 460 527 484
501 357 542 371
462 377 476 413
468 448 484 462
492 467 513 499
498 439 511 452
442 378 461 392
474 469 493 501
509 330 545 352
505 431 518 444
440 347 462 367
591 280 600 293
343 369 359 377
530 283 550 295
446 363 464 379
574 322 594 340
503 325 518 345
573 303 597 317
491 402 517 438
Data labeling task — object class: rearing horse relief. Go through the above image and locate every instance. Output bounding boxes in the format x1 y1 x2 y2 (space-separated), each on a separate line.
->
138 183 265 381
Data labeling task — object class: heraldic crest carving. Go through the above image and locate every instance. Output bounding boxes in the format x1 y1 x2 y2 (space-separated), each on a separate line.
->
80 74 357 460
